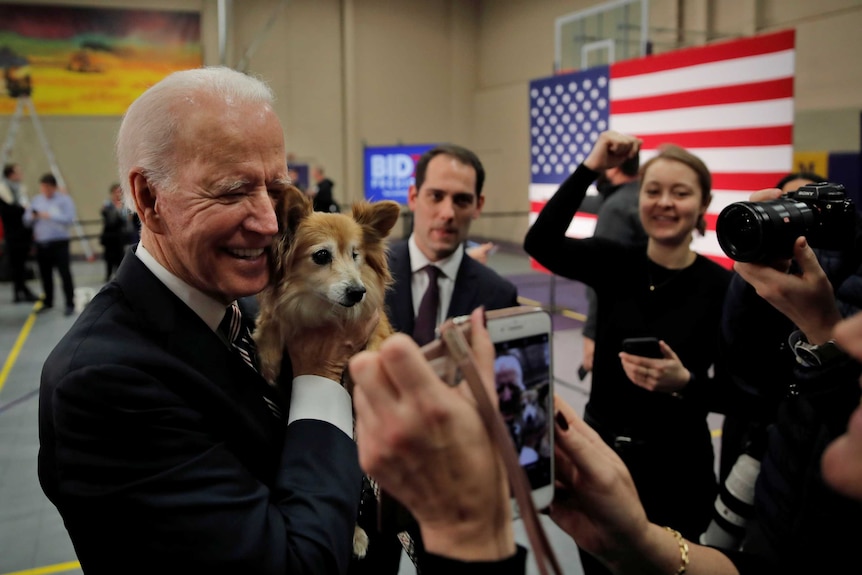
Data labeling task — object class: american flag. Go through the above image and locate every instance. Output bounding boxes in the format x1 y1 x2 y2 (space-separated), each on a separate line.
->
528 30 795 268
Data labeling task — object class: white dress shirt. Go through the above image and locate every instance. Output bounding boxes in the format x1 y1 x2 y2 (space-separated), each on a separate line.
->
407 235 464 330
135 245 353 438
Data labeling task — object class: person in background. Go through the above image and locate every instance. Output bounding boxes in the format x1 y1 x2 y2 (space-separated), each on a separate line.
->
99 182 137 282
24 173 76 316
524 130 730 575
38 66 371 575
311 164 340 213
386 144 518 345
580 152 647 376
0 162 38 303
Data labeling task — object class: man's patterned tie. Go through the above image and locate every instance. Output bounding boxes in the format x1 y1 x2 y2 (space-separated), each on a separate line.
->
221 302 283 420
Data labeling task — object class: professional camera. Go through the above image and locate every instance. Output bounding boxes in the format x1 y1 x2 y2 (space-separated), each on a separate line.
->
716 182 855 263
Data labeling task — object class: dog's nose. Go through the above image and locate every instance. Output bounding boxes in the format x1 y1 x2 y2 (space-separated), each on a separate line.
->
346 285 366 304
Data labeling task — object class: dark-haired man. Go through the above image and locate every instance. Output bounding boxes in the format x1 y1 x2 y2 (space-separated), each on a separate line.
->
386 144 518 342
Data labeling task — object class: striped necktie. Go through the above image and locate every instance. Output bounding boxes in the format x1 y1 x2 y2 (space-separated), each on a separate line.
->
220 303 283 420
222 302 259 372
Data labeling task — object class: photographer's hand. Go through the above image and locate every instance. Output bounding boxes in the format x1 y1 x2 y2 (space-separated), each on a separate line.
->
735 236 842 344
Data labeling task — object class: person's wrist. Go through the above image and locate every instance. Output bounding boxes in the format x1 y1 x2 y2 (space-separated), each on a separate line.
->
582 156 602 172
420 515 515 562
606 522 684 574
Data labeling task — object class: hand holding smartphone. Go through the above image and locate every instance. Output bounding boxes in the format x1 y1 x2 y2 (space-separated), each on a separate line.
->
621 336 662 359
378 307 554 534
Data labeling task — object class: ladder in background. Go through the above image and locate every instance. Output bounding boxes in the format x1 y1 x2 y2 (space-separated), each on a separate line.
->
0 96 94 259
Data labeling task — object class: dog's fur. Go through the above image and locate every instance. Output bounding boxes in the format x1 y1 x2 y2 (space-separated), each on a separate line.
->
254 186 400 385
252 185 400 558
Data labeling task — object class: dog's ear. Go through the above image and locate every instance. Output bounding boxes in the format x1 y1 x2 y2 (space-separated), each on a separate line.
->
353 200 401 242
353 200 401 285
277 185 313 235
270 185 312 284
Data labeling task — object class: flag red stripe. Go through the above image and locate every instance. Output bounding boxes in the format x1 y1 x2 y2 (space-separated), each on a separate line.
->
711 172 788 190
636 126 793 150
611 78 793 114
530 200 546 213
611 29 795 78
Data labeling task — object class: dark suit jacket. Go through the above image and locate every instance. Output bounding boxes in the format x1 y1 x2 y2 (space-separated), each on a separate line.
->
38 253 362 575
385 240 519 337
313 178 338 213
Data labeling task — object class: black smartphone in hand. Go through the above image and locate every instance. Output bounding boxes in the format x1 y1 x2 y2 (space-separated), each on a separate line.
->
621 337 662 358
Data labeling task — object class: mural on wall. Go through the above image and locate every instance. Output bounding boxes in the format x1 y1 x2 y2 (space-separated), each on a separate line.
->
0 3 201 115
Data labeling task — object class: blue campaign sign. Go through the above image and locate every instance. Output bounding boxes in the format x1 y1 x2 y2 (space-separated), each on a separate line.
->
364 144 436 203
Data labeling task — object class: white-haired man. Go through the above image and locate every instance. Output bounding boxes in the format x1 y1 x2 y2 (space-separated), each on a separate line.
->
38 67 370 574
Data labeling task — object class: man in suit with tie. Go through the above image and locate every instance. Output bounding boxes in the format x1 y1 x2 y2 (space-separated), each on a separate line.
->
38 67 368 574
386 144 518 344
360 144 518 573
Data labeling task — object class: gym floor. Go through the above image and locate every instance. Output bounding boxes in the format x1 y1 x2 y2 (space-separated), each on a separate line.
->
0 246 723 575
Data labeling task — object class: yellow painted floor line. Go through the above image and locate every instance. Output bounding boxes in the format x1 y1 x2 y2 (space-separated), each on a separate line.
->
517 296 587 322
1 561 81 575
0 302 41 396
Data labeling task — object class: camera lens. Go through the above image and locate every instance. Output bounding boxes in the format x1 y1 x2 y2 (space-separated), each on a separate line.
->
716 199 815 262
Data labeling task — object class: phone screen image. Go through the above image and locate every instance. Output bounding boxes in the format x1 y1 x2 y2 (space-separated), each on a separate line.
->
494 332 553 497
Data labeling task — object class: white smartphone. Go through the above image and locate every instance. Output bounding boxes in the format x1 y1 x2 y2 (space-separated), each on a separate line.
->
487 307 554 517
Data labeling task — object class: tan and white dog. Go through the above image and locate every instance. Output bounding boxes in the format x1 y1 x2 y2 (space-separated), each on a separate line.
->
254 185 400 385
252 185 400 557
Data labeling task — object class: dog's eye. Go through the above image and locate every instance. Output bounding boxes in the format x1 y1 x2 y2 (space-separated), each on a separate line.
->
312 249 332 265
352 251 359 261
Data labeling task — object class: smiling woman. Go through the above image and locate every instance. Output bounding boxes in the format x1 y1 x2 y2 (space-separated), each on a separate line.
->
524 130 732 575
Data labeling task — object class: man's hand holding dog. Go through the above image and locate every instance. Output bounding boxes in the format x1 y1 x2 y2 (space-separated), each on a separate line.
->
286 309 381 388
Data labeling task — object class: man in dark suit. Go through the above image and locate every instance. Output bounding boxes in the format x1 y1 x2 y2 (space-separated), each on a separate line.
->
357 144 518 573
386 144 518 340
38 67 366 574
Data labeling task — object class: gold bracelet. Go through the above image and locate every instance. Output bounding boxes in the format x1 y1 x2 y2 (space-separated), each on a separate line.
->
663 526 689 574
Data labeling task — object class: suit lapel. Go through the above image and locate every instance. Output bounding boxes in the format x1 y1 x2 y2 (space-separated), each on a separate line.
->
115 256 284 441
447 255 481 318
387 241 416 335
